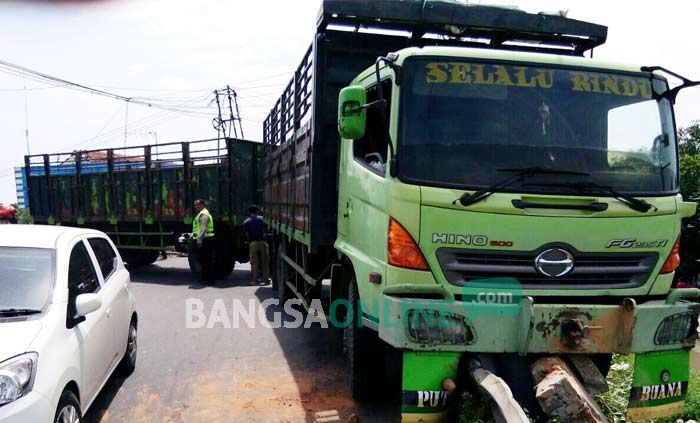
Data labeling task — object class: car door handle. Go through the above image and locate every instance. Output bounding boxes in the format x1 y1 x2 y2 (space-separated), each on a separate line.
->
105 307 111 317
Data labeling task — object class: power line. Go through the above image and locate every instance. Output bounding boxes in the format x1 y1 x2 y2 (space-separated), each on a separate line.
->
0 58 215 116
63 93 212 152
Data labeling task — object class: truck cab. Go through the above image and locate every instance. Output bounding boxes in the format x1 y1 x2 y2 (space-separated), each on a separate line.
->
334 10 700 423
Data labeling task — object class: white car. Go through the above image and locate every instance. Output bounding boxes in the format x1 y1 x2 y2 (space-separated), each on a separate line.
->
0 225 137 423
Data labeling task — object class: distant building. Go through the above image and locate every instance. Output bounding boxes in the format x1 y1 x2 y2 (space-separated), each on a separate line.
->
14 167 27 209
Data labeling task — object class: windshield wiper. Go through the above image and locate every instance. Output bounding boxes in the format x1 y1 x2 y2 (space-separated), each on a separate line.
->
527 181 657 213
0 308 42 317
454 166 590 207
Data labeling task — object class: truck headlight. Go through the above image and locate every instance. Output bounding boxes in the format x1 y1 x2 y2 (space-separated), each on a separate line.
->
654 312 698 345
0 353 38 406
406 309 474 345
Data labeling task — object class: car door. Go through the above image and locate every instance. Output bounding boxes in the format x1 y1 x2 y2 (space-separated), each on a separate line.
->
67 239 113 403
87 237 130 368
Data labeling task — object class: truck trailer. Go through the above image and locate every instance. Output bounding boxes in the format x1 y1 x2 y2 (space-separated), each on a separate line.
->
24 137 262 278
264 0 700 421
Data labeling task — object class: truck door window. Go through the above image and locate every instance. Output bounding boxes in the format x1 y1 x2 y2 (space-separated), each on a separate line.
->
354 79 392 175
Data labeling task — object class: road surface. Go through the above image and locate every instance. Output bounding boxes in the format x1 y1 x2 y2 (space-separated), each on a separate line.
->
84 256 397 423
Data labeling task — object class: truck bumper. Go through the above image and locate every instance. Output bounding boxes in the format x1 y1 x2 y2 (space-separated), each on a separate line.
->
377 289 700 354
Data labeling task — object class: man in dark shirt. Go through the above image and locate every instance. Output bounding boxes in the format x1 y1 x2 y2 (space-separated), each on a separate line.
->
243 205 269 285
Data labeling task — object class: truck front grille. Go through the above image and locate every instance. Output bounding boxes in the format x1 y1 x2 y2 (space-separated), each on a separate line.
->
436 247 659 289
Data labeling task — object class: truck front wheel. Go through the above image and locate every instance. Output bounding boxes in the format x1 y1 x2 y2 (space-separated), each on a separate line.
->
346 277 382 401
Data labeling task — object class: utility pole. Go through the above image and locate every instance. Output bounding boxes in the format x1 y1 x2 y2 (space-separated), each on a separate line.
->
23 80 30 155
149 131 158 156
212 86 244 140
123 98 131 148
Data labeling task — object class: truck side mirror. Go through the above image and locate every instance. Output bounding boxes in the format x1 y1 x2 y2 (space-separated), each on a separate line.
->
338 86 367 140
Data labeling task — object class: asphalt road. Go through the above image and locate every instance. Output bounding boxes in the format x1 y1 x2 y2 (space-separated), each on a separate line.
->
83 256 397 423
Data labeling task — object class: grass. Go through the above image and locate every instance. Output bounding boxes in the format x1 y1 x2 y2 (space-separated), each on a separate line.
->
457 391 493 423
458 354 700 422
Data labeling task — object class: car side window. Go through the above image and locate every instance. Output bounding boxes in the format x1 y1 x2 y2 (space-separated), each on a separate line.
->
88 238 118 282
68 241 100 296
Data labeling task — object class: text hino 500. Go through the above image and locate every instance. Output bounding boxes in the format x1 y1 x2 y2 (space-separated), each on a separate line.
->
263 1 700 421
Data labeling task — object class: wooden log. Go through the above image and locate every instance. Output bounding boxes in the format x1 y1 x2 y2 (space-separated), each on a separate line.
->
568 355 609 396
531 357 609 423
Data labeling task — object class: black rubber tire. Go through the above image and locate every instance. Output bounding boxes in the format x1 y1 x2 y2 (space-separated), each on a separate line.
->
212 225 235 279
54 390 82 423
118 317 137 376
214 259 235 280
346 277 382 402
276 241 291 303
122 250 159 267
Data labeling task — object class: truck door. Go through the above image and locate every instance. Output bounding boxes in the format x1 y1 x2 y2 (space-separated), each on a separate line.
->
338 79 392 258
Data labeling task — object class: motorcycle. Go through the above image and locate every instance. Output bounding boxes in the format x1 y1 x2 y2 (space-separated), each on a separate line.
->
0 204 17 224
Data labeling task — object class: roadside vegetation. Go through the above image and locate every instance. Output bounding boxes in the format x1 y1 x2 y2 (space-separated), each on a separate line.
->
679 121 700 200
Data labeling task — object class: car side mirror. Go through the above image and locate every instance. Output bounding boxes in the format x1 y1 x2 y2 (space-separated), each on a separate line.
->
75 293 102 317
338 86 367 140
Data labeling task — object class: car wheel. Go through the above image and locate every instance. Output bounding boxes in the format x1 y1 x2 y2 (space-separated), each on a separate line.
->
54 390 82 423
119 318 137 375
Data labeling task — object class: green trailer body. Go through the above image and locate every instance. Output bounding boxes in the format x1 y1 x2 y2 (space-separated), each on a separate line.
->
25 138 263 270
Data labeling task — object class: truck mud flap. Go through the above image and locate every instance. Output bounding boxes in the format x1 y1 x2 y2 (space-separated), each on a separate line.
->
400 352 460 423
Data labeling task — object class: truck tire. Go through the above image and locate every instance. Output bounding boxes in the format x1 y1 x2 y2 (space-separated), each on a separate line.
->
346 277 382 401
122 250 160 267
214 258 235 279
276 241 291 303
213 224 235 279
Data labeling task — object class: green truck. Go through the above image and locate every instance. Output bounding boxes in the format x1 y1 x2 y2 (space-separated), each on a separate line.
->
264 0 700 420
24 137 263 278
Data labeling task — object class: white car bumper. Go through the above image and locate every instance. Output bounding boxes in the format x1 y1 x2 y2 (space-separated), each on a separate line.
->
0 391 54 423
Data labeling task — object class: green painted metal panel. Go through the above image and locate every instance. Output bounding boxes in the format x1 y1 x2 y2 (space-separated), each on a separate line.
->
25 138 262 228
627 350 690 420
401 352 459 420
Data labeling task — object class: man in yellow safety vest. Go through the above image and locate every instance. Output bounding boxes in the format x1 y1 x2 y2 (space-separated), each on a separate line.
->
193 199 215 283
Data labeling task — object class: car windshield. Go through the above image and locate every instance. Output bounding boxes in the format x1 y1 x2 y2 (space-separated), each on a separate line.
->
0 247 54 312
399 58 678 195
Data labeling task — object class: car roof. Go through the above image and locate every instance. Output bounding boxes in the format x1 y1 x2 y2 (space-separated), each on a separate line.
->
0 225 106 249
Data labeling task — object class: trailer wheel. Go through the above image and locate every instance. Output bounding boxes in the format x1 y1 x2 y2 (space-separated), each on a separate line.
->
122 250 160 267
212 224 235 279
214 257 235 279
276 241 291 303
346 276 382 401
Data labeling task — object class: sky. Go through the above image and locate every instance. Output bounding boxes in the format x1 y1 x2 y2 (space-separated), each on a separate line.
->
0 0 699 204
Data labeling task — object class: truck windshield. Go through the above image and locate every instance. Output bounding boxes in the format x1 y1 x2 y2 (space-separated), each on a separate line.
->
399 58 678 195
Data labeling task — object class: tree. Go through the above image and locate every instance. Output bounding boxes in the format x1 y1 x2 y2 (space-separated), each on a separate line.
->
15 208 32 225
679 121 700 200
